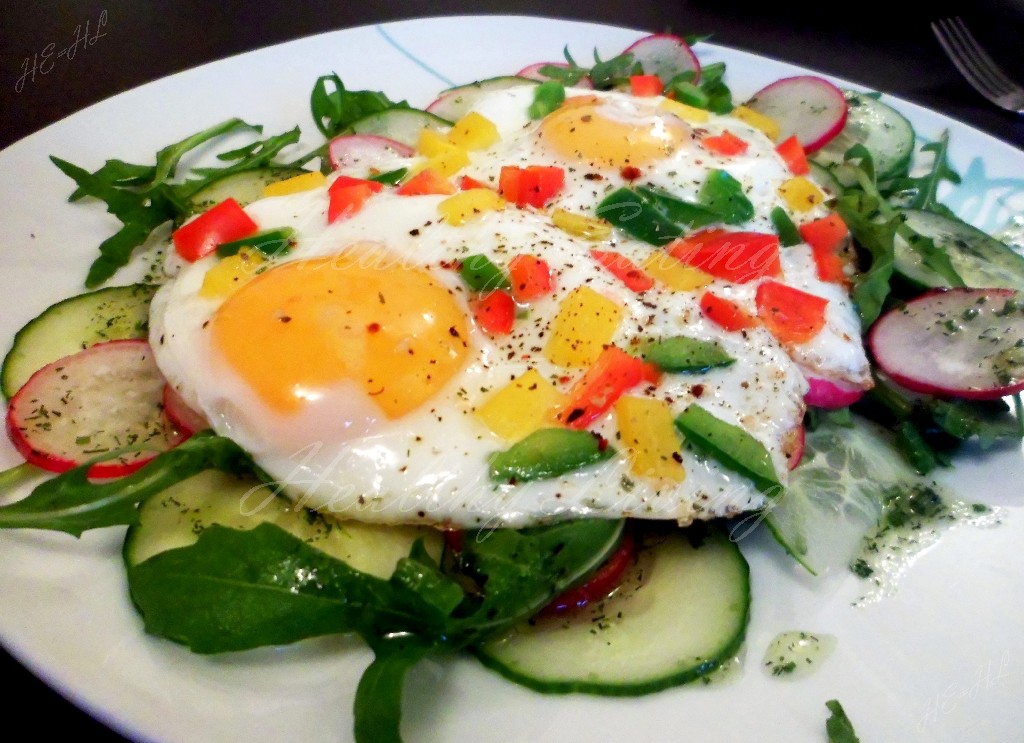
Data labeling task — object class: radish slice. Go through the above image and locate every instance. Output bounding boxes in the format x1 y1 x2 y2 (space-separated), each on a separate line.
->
515 62 594 88
327 134 413 173
623 34 701 84
6 339 186 477
868 288 1024 400
744 76 848 153
162 384 209 437
540 528 635 616
805 376 866 409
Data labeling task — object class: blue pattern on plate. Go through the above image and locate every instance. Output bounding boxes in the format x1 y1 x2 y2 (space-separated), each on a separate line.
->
375 25 457 88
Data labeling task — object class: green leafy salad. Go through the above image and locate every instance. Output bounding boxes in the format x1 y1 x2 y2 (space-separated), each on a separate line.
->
1 28 1022 743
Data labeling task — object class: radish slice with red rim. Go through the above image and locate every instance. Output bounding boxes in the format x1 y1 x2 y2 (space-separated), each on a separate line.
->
327 134 413 173
868 288 1024 400
6 339 186 477
744 76 848 153
805 376 866 409
162 384 209 437
623 34 701 84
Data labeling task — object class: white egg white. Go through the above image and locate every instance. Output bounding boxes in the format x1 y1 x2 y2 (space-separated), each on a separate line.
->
150 85 870 528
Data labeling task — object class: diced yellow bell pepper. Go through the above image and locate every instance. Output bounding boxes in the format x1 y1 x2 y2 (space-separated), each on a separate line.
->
551 209 613 241
641 252 714 291
446 112 500 151
262 171 326 198
199 248 266 299
417 128 455 157
777 176 825 213
615 396 686 483
438 188 505 225
475 369 567 440
543 286 623 368
659 98 710 124
731 105 781 141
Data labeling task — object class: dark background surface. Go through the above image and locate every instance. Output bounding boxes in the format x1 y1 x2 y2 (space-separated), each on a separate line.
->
2 1 1023 740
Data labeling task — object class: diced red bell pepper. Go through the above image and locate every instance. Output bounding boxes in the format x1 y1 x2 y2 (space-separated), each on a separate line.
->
172 198 258 262
507 254 554 301
459 175 491 191
699 291 759 332
558 345 647 429
590 250 655 292
776 136 810 176
799 212 849 283
470 289 516 335
499 165 565 208
640 359 662 385
327 175 384 223
629 74 664 97
755 280 829 345
702 131 749 156
668 229 781 284
396 168 456 196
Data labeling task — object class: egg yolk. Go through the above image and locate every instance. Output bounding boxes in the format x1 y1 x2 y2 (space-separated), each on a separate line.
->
211 249 470 418
539 96 688 169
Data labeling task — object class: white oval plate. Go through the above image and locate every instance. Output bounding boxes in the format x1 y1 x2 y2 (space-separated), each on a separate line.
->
1 15 1023 743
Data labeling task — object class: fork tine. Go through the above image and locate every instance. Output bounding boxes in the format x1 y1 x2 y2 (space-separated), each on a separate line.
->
932 17 1016 104
944 18 1015 95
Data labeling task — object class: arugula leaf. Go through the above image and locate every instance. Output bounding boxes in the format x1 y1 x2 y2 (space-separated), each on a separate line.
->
68 118 260 201
825 699 861 743
310 73 408 139
539 47 640 89
835 193 895 328
0 432 253 536
354 636 432 743
128 522 405 652
884 131 961 212
54 122 304 287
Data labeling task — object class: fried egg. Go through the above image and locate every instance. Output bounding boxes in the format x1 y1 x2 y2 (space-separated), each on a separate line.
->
149 84 871 528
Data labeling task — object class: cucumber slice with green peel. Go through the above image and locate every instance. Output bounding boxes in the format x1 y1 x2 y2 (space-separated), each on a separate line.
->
475 527 749 695
123 470 443 578
894 209 1024 291
808 161 844 200
187 167 309 213
2 283 157 399
426 76 538 122
811 91 915 181
346 108 452 148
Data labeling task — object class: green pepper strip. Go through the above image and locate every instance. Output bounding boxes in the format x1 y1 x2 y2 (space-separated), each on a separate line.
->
699 170 754 225
674 404 781 495
528 81 566 120
488 428 614 483
215 227 295 258
641 336 734 373
460 254 510 292
770 206 802 247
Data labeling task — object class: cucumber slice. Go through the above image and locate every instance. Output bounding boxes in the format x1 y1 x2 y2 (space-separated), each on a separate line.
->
123 470 442 579
811 91 915 181
895 209 1024 290
808 161 844 200
188 167 308 213
2 283 157 399
426 76 538 122
346 108 452 148
475 527 749 694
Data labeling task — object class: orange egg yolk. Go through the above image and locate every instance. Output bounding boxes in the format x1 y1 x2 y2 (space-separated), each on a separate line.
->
539 96 688 169
211 251 470 418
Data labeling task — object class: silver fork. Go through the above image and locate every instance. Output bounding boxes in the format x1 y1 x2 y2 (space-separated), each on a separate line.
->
931 17 1024 113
